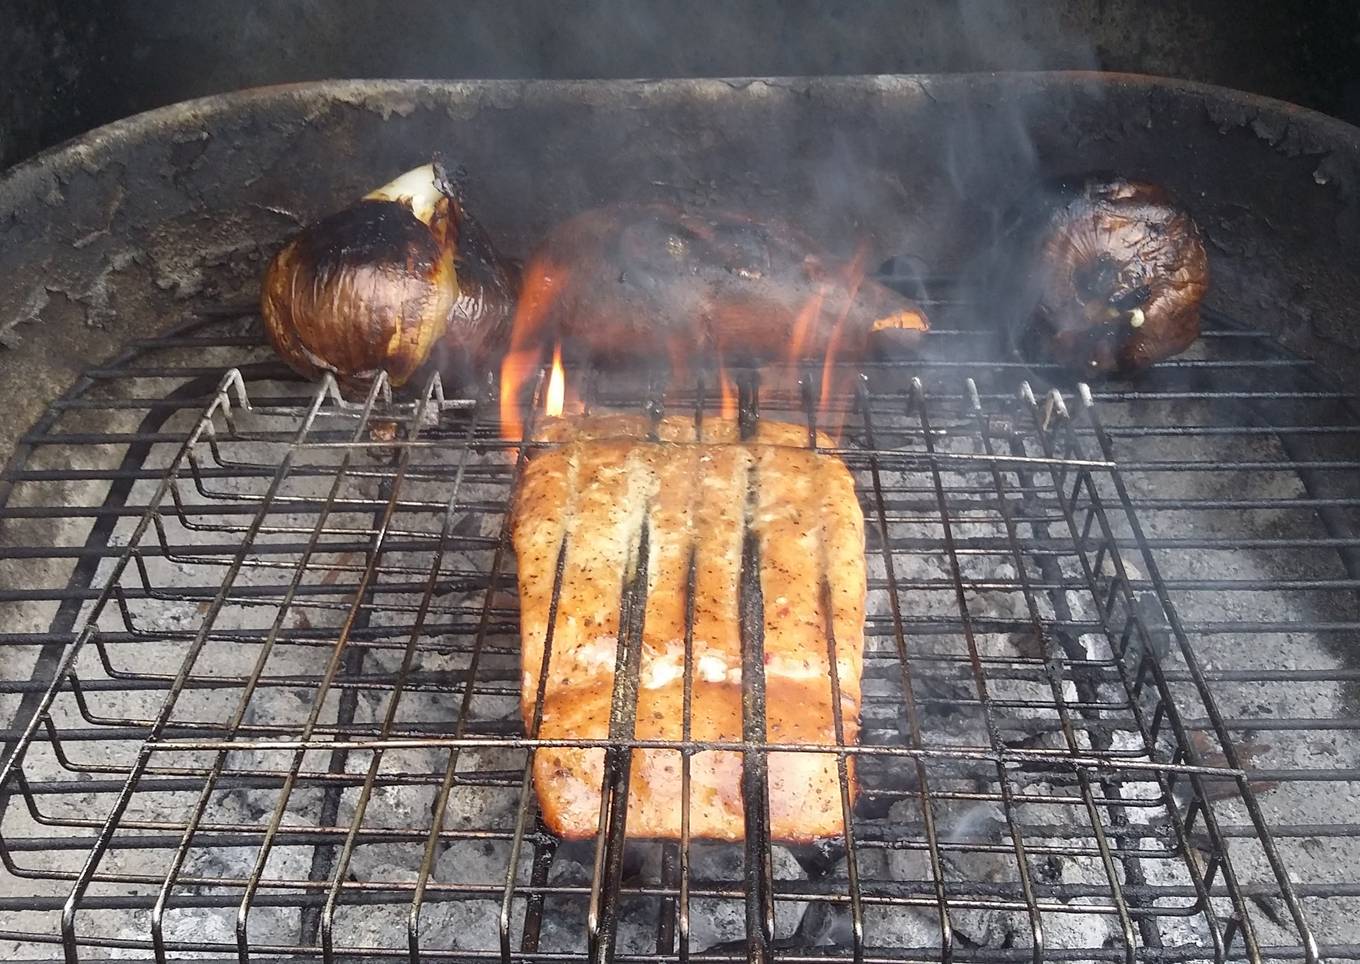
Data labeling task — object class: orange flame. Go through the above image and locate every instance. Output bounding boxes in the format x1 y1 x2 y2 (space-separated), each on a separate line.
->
545 344 565 419
786 285 827 365
718 359 738 422
816 245 872 444
500 258 566 441
498 352 534 443
497 231 895 446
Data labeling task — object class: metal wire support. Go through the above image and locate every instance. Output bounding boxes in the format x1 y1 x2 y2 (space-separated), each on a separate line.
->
0 295 1346 963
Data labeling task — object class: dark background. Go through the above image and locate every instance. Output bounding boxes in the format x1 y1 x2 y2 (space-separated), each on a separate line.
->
4 0 1360 173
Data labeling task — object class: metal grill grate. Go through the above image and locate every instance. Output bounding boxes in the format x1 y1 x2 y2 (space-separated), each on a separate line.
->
0 285 1353 963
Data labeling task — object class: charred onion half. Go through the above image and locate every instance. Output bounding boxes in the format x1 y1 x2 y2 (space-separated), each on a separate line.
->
1011 175 1209 375
261 161 516 396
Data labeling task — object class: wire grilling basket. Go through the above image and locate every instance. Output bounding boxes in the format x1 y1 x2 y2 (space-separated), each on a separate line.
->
1 284 1355 963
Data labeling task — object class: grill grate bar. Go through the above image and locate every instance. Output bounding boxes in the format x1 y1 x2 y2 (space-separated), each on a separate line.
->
856 373 957 959
970 379 1161 956
48 371 339 960
1 299 1349 961
1075 389 1324 964
912 376 1055 962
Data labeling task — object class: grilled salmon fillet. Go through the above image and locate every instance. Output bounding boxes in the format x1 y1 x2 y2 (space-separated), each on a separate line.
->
534 413 835 448
512 416 864 842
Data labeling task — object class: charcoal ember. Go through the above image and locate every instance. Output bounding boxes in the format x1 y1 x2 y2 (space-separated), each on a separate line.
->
1105 730 1164 803
884 834 1019 948
183 832 313 882
1059 853 1123 929
230 688 343 787
920 707 993 752
423 898 506 953
602 901 670 955
358 634 476 682
434 837 532 886
536 844 807 953
861 906 940 951
327 897 528 953
437 747 525 830
344 641 410 682
158 909 238 949
330 765 439 868
329 746 519 851
533 856 655 954
541 853 593 895
216 745 329 836
887 801 1027 947
685 843 808 949
964 561 1033 611
335 697 474 830
1046 583 1118 665
1007 709 1086 756
113 901 299 956
135 597 207 633
923 796 1122 953
969 630 1075 717
534 857 591 951
172 831 310 944
338 770 438 831
106 910 225 957
944 866 1028 947
1127 835 1213 949
534 901 655 955
825 851 939 951
348 841 427 882
440 780 519 830
1007 774 1209 949
344 688 395 735
1012 779 1093 830
1001 855 1119 952
239 684 325 731
533 913 596 954
1039 909 1119 950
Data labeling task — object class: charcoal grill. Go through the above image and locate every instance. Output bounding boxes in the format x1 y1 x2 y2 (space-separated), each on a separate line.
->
1 76 1360 963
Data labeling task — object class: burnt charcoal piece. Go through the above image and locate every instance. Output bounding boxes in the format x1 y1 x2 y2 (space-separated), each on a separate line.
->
518 203 927 369
1004 175 1209 376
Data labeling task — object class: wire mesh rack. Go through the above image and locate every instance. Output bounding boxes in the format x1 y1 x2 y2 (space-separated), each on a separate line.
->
0 282 1353 963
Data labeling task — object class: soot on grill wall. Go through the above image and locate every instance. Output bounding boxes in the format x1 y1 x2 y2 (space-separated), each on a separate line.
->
4 0 1359 171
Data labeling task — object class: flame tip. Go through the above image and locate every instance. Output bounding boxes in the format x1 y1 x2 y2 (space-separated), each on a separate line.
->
545 344 566 419
500 258 572 440
718 359 738 422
